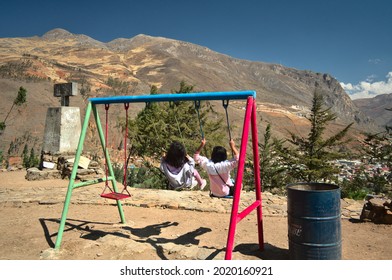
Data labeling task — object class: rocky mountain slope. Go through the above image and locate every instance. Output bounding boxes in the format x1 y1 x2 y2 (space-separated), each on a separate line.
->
353 93 392 130
0 28 375 154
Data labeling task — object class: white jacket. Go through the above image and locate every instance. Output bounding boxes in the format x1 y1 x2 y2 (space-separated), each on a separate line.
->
160 158 195 190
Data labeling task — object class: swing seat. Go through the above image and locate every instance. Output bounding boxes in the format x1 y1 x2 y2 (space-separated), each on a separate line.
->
100 192 131 200
210 193 233 199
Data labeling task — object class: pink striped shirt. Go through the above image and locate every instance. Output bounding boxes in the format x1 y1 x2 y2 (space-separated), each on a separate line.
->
194 152 239 197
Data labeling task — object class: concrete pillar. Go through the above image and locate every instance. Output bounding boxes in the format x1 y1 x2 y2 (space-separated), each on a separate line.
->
42 107 81 153
42 82 81 154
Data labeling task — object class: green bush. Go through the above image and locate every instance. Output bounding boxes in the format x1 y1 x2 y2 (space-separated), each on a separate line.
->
112 161 168 189
130 166 168 189
340 178 369 200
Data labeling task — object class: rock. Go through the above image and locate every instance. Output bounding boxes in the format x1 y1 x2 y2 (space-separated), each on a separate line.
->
384 210 392 224
369 198 388 209
360 196 392 224
67 156 90 169
40 248 59 260
88 160 100 168
360 209 372 222
25 167 61 181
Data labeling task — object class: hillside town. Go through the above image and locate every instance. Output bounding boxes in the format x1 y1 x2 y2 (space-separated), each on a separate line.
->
335 159 391 182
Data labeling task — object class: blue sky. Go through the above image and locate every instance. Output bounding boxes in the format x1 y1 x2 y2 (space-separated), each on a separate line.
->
0 0 391 99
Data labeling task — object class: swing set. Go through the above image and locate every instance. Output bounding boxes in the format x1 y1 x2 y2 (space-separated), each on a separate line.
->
54 90 264 260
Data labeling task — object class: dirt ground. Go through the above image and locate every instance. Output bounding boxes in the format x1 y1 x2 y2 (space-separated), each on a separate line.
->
0 171 391 260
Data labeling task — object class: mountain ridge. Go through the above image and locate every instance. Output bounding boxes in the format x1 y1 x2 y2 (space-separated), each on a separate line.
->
353 93 392 129
0 28 376 153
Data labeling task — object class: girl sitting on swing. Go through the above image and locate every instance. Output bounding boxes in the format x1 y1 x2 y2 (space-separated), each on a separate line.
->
160 141 207 191
194 138 239 198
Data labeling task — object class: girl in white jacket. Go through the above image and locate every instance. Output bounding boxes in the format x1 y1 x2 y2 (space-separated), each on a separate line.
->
160 141 206 191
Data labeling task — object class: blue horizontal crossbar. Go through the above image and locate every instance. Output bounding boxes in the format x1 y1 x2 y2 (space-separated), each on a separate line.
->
89 91 256 105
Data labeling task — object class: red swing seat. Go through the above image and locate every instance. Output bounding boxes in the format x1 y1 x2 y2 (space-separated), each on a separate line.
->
100 191 131 200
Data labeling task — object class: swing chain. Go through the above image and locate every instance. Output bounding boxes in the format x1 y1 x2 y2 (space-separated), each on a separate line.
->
194 100 201 110
194 100 204 139
103 103 113 193
101 102 131 199
123 103 129 188
222 100 232 141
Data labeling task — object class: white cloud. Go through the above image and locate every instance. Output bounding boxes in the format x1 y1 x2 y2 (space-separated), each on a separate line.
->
368 58 381 65
341 72 392 100
365 74 377 83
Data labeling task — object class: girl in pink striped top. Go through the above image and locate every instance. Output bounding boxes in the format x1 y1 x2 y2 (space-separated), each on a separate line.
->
194 138 239 197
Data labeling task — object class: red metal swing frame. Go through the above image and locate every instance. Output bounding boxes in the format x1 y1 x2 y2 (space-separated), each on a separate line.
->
224 96 263 260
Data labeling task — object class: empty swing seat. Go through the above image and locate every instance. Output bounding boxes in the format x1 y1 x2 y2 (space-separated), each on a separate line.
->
100 192 131 200
99 102 132 202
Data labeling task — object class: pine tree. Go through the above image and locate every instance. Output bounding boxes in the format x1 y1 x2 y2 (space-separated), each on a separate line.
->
386 108 392 134
360 107 392 169
383 108 392 170
358 114 392 195
127 81 226 157
259 123 288 192
276 90 353 183
125 84 170 155
22 144 29 168
1 86 27 133
8 141 14 155
117 81 228 189
361 133 388 164
28 148 39 168
0 150 3 168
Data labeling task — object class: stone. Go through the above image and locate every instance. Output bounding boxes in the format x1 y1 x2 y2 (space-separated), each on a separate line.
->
345 203 364 212
40 248 59 260
88 161 100 168
42 161 56 169
369 198 388 209
360 208 372 221
383 210 392 224
360 196 392 224
67 156 90 169
25 167 61 181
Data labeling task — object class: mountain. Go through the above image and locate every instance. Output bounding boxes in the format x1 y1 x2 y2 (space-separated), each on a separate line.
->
0 28 375 154
353 93 392 130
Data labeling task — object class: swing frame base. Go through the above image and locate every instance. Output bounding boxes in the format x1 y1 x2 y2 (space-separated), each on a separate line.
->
100 192 131 200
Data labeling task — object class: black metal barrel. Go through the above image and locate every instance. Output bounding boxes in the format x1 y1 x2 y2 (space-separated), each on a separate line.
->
287 182 341 260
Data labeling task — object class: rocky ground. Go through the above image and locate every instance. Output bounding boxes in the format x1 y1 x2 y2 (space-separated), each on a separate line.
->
0 170 391 260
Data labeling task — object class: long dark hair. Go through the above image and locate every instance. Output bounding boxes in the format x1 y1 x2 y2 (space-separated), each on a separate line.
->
211 146 227 163
164 141 187 168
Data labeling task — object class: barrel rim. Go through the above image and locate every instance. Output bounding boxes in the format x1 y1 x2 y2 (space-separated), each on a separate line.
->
286 182 340 192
